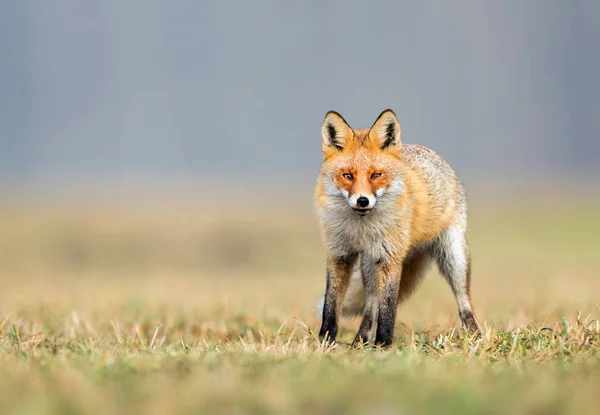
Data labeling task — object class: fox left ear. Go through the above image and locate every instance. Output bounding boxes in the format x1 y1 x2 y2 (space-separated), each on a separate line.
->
368 109 402 151
321 111 353 153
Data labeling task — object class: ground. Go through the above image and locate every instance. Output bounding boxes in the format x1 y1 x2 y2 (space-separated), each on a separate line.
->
0 193 599 414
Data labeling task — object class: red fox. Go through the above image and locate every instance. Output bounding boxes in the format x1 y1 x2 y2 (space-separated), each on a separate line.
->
315 109 478 347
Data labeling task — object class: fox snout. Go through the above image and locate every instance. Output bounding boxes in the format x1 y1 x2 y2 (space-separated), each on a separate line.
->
356 197 369 208
347 193 376 214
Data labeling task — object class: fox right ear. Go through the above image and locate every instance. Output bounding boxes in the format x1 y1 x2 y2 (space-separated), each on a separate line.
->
368 109 401 152
321 111 353 152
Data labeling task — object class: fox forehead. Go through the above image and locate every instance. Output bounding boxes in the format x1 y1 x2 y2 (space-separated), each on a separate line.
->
326 128 378 153
324 147 393 172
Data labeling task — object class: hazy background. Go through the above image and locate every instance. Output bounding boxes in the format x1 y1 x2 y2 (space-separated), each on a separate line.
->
1 4 600 413
0 1 599 310
2 0 599 195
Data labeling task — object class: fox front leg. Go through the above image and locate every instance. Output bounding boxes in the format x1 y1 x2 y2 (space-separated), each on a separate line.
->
374 256 403 348
353 257 379 346
319 253 358 344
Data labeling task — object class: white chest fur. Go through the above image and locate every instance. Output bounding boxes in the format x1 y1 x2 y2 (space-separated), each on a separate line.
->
320 207 400 260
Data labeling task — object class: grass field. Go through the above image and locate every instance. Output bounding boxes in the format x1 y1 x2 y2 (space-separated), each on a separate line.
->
1 193 599 414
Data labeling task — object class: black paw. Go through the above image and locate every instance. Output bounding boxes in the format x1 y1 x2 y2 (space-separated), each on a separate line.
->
459 310 479 334
318 327 338 345
374 336 394 348
352 334 371 348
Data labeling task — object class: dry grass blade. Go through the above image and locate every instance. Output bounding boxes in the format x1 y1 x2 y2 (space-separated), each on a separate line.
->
149 324 163 349
0 313 12 333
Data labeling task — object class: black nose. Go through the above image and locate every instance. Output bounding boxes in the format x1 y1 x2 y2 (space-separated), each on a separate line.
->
356 197 369 208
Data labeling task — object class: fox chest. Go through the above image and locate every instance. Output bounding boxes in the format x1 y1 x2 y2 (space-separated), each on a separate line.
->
324 216 394 260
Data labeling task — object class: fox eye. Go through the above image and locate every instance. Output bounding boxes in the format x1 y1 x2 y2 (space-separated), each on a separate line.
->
342 173 354 181
371 172 382 180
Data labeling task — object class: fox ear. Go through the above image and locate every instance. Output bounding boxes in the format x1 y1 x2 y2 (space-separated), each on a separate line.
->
322 111 353 152
369 109 402 151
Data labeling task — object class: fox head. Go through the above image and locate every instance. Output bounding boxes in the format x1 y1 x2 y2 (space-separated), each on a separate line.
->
319 109 404 216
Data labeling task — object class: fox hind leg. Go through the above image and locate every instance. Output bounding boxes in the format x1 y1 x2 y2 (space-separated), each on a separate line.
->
432 227 478 332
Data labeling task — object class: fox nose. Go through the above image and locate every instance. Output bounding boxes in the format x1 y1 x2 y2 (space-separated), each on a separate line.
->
356 197 370 208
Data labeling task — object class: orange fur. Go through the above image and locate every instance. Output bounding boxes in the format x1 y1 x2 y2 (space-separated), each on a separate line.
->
315 109 477 347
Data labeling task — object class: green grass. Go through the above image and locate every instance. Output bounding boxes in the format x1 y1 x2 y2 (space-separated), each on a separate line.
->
2 310 600 414
1 197 599 414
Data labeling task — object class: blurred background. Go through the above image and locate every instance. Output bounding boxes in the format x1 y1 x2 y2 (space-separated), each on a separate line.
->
1 1 599 328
